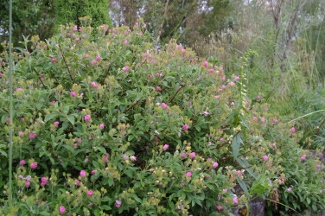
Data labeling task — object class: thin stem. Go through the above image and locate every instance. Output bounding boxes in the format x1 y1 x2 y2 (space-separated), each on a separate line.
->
58 43 74 82
8 0 14 206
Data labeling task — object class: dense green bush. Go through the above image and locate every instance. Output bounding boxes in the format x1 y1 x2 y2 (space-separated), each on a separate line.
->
0 20 324 215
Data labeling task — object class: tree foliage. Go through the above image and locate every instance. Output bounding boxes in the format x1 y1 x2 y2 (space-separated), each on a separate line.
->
0 0 55 47
54 0 112 29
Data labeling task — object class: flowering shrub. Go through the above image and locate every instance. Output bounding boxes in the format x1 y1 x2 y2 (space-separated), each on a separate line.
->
0 19 324 215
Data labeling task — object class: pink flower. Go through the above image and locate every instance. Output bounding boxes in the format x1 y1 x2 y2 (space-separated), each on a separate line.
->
272 119 278 123
186 172 192 177
41 177 48 186
73 143 78 148
135 22 139 26
76 37 81 41
203 61 208 67
230 81 235 86
123 40 128 45
300 154 306 161
84 115 91 122
100 123 105 129
123 66 129 72
103 157 108 163
235 76 240 81
189 152 196 159
75 180 80 185
261 117 266 123
316 164 321 168
96 56 101 61
163 144 169 151
130 155 137 161
262 155 268 161
54 121 59 126
25 181 31 188
87 190 93 196
52 58 58 63
91 82 98 88
73 26 78 31
209 69 214 73
70 91 76 97
77 138 82 143
181 152 187 158
30 162 37 169
183 124 189 131
213 162 219 168
217 205 222 211
257 95 262 100
161 103 169 109
291 127 296 134
253 116 258 121
116 200 122 208
91 170 97 175
233 197 238 204
29 133 36 139
287 187 292 192
84 54 89 58
51 100 56 104
214 95 220 99
222 77 226 81
91 60 96 65
0 72 3 77
20 160 26 165
59 206 66 214
80 170 86 177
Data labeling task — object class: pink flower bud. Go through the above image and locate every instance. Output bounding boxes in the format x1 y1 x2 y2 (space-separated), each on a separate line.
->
96 56 101 61
262 155 268 161
52 58 58 63
300 154 306 161
183 124 189 131
186 172 192 177
116 200 122 208
84 115 91 122
217 205 222 211
59 206 66 214
100 123 105 129
181 152 187 158
163 144 169 151
87 190 93 196
203 61 208 67
213 162 219 168
54 121 59 126
161 103 169 109
91 170 97 175
20 160 26 165
70 91 76 97
30 162 37 169
233 197 238 204
189 152 196 158
80 170 86 177
123 66 129 72
25 181 31 188
291 127 296 134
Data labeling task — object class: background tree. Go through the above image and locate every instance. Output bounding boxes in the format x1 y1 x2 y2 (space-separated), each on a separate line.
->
55 0 112 30
0 0 55 48
109 0 234 54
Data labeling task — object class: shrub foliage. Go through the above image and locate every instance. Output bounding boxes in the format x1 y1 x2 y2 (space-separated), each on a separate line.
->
0 20 324 215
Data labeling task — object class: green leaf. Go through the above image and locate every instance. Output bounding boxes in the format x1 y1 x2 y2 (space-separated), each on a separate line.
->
97 146 106 154
100 205 112 210
232 132 243 159
44 112 59 122
236 156 256 178
67 114 75 125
